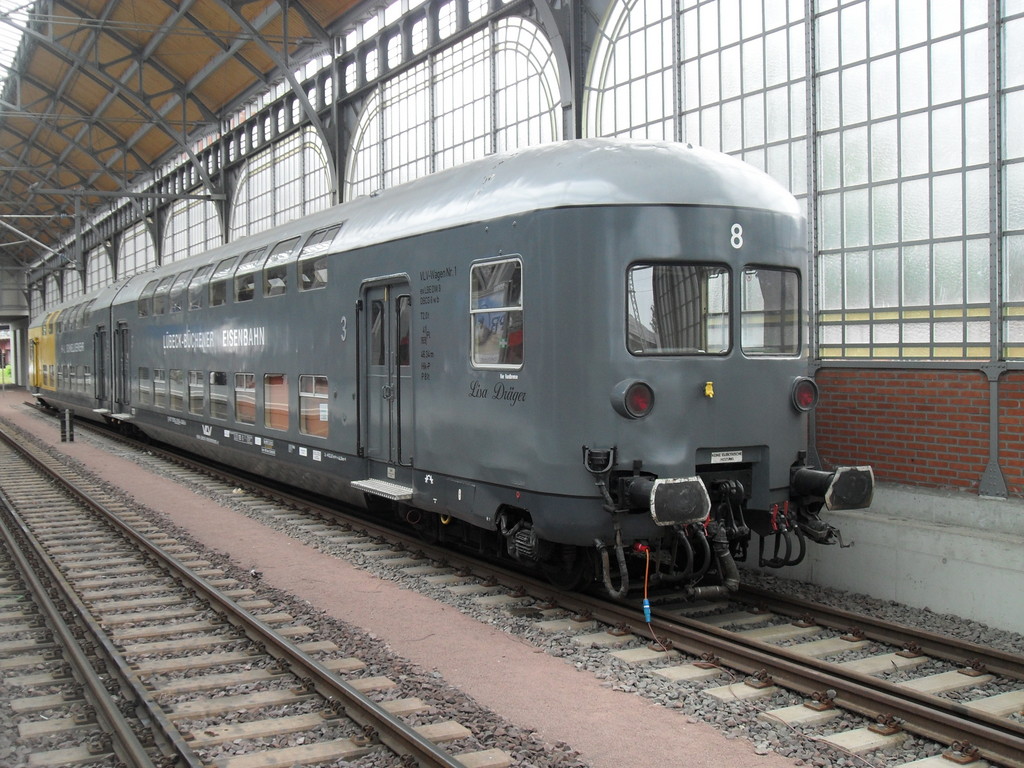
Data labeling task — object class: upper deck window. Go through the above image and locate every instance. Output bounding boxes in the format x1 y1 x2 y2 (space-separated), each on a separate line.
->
741 268 801 356
188 265 214 310
263 237 301 297
470 257 523 368
299 225 341 291
138 280 159 318
152 275 175 315
234 247 266 302
169 270 193 313
627 264 730 355
209 256 239 307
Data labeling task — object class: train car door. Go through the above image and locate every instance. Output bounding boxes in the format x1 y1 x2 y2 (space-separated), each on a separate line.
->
356 279 414 498
112 321 130 414
94 324 107 405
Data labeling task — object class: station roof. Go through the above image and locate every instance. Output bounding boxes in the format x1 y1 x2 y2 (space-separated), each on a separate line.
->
0 0 360 273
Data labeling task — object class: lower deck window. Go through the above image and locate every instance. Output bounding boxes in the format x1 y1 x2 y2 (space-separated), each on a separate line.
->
299 374 328 437
210 371 228 419
235 373 255 424
169 369 184 411
264 374 288 430
138 367 151 405
154 369 167 408
188 371 204 415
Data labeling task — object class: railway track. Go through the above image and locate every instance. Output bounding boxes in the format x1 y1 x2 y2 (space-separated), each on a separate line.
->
7 406 1024 768
0 418 511 768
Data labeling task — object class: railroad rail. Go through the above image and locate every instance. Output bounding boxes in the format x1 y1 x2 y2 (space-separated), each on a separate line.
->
10 405 1024 768
0 418 503 768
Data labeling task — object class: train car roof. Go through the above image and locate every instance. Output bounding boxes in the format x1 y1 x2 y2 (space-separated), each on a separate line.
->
332 138 801 252
34 139 801 319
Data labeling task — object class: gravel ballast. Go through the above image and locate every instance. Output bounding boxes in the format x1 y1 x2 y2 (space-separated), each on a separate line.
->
3 390 1022 768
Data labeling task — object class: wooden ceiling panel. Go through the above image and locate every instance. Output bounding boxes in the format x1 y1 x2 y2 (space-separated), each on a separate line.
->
1 0 363 271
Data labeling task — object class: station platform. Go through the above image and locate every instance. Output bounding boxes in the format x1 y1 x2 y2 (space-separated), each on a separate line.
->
751 483 1024 634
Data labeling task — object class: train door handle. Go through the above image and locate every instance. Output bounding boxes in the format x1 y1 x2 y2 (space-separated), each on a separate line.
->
381 384 395 401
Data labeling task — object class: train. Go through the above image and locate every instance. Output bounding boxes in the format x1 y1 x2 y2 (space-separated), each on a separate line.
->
28 139 873 597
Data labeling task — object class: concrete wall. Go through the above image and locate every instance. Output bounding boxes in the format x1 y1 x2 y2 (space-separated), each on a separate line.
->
757 483 1024 635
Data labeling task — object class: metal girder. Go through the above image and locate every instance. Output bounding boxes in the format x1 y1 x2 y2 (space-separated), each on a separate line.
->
209 0 337 196
0 0 350 275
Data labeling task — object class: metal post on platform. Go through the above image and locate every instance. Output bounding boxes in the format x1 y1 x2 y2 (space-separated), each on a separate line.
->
60 409 74 442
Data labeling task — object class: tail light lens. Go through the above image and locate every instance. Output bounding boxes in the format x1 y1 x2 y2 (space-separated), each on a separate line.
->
625 382 654 417
612 379 655 418
791 377 819 412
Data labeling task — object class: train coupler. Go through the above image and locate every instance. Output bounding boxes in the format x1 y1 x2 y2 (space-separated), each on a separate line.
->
618 474 711 526
790 464 875 511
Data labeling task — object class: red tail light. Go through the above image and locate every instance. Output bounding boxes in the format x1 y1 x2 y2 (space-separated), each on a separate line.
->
612 379 655 419
625 382 654 417
791 377 819 412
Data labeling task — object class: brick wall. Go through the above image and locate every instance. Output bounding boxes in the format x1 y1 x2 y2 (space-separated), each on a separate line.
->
813 368 1015 495
1002 372 1024 497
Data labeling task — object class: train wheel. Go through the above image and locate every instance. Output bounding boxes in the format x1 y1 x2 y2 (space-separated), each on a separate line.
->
540 545 594 591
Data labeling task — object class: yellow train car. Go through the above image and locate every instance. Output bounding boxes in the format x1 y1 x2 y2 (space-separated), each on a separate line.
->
28 310 60 392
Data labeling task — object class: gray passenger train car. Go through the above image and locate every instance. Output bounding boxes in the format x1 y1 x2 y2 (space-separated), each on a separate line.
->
30 139 873 595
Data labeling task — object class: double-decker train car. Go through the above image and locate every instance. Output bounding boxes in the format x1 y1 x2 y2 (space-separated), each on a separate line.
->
29 139 873 595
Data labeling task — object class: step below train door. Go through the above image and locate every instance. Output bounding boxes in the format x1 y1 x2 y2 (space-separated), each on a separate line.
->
353 277 415 502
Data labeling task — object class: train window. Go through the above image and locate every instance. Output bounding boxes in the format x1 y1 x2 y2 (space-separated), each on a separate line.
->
169 270 193 313
209 256 239 307
627 264 730 355
300 254 328 291
741 268 801 356
188 265 215 310
78 300 93 328
298 225 341 291
169 369 185 410
470 258 523 368
154 369 167 408
235 373 256 424
138 280 159 318
370 300 385 366
264 373 289 431
234 247 266 302
188 370 204 415
152 276 175 315
263 237 301 297
397 296 411 366
138 367 152 405
210 371 229 419
299 374 329 438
